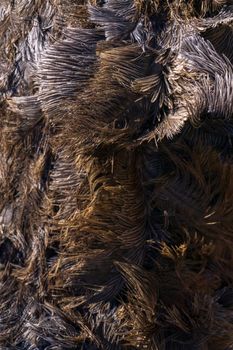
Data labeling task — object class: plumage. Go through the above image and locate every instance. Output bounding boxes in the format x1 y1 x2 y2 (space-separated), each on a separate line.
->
0 0 233 349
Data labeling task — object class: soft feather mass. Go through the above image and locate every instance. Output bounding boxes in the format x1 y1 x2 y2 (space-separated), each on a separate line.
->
0 0 233 349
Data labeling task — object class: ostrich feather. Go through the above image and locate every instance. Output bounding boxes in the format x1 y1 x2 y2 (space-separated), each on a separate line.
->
0 1 233 349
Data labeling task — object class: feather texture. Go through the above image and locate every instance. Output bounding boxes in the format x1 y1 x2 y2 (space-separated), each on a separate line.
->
0 1 233 349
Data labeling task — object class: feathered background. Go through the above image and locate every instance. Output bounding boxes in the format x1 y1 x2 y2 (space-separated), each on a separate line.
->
0 0 233 349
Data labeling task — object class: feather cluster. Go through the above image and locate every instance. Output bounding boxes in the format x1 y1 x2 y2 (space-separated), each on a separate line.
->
0 0 233 349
